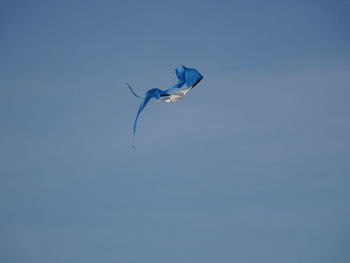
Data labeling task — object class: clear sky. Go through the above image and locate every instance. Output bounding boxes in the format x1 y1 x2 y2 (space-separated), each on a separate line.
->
1 0 350 262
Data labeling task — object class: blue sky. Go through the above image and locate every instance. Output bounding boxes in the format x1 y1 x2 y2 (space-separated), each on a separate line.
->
1 0 350 262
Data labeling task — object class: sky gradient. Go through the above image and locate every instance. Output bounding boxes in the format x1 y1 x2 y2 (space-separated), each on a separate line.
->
1 0 350 262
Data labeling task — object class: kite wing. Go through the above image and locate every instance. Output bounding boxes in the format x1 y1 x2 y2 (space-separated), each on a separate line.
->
182 66 203 89
165 66 203 94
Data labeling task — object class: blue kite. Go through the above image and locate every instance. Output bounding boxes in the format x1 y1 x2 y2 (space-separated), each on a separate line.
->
128 65 203 145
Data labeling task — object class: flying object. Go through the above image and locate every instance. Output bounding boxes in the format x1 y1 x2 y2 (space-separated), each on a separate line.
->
128 65 203 146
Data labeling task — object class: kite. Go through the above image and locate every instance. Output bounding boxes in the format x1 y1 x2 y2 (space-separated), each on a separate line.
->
128 65 203 146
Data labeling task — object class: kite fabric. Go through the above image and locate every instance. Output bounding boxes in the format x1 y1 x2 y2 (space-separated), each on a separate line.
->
128 65 203 143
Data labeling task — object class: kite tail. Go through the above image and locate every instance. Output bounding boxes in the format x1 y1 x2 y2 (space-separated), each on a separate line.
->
131 135 136 149
133 96 151 135
127 83 144 99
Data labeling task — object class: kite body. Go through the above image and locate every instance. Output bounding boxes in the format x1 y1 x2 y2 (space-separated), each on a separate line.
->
128 66 203 140
159 86 192 103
